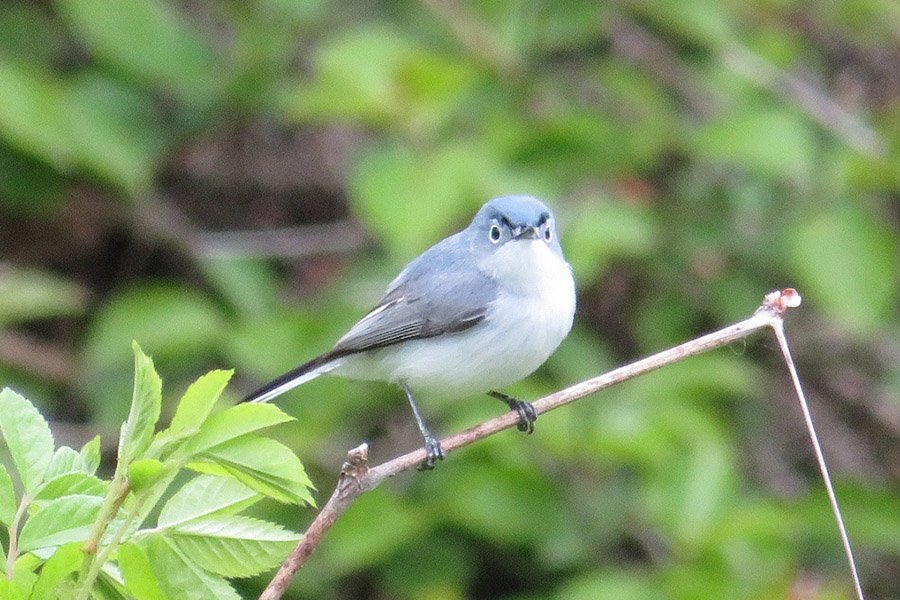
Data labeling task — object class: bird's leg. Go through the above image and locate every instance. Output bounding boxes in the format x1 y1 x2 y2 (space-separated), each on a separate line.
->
488 391 537 434
401 383 444 470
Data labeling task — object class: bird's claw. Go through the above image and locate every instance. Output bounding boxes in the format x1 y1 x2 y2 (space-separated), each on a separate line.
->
510 399 537 434
417 435 444 470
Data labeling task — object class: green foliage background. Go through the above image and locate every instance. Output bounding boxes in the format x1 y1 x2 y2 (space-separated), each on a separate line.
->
0 0 898 598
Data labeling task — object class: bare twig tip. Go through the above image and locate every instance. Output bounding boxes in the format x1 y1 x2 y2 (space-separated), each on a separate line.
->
760 288 802 314
342 443 370 477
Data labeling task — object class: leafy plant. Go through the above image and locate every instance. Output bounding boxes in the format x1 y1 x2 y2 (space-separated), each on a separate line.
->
0 342 312 599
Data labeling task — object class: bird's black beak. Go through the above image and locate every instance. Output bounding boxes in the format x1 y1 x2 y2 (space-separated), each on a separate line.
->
512 225 540 240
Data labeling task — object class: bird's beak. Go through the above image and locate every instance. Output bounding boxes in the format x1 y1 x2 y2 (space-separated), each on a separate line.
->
512 225 540 240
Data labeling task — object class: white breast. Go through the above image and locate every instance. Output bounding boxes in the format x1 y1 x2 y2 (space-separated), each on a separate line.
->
336 240 576 396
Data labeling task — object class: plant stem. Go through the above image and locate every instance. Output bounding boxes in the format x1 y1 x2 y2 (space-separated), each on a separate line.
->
79 493 146 596
260 290 804 599
5 494 31 578
75 476 130 599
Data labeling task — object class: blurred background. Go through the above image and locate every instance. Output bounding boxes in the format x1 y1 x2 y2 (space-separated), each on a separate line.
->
0 0 898 598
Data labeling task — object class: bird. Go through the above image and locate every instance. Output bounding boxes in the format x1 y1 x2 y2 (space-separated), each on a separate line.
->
243 195 576 469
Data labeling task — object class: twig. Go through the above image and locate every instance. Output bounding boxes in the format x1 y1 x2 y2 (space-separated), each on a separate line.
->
720 43 887 158
770 320 865 600
260 289 863 600
0 331 78 384
192 222 368 259
422 0 523 77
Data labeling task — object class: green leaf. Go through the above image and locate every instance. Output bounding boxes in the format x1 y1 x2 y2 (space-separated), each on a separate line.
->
563 198 657 285
118 342 162 466
44 447 87 481
83 283 225 373
694 108 815 180
139 536 241 600
0 145 65 213
29 542 82 600
188 436 314 506
0 578 27 600
55 0 217 99
165 370 234 439
118 543 167 600
350 142 491 256
34 473 107 504
199 257 278 320
790 204 898 334
552 571 660 600
0 465 16 526
181 403 294 456
80 436 102 475
0 267 85 326
64 73 164 193
167 516 299 578
158 476 259 529
18 495 103 552
0 388 54 494
0 4 66 64
0 58 73 168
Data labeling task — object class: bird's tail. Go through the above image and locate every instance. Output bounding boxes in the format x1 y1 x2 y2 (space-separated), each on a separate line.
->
242 352 339 404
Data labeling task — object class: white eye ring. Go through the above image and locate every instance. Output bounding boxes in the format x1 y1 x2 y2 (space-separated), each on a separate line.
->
543 225 552 242
489 224 502 243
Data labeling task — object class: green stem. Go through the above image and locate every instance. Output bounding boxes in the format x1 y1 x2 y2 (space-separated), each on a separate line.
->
5 494 31 578
75 476 130 599
78 494 145 596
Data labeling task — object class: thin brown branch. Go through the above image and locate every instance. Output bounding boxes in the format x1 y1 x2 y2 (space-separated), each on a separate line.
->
0 331 78 383
260 289 809 600
720 43 887 158
193 222 368 259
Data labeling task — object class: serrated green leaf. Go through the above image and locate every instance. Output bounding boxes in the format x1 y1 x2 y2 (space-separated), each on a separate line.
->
166 370 234 439
94 569 131 600
187 436 314 506
0 577 26 600
0 465 16 526
44 447 86 481
0 388 54 494
181 403 294 457
139 536 240 600
158 476 259 529
18 495 103 552
34 472 107 504
29 542 81 600
10 555 38 597
118 342 162 466
118 543 167 600
80 436 102 475
168 515 299 578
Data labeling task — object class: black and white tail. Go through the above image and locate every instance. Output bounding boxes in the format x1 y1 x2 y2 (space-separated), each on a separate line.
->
242 352 339 404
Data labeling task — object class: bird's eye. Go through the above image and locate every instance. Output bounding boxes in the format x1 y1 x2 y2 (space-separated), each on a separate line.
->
489 224 502 243
543 225 553 242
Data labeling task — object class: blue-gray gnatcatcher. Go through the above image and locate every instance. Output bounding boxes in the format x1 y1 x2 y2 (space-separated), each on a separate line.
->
244 195 576 468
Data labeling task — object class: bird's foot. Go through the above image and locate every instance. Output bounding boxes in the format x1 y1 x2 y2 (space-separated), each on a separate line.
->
417 435 445 470
488 391 537 434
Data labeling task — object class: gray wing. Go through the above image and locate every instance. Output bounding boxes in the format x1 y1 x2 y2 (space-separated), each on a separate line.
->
332 232 496 355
